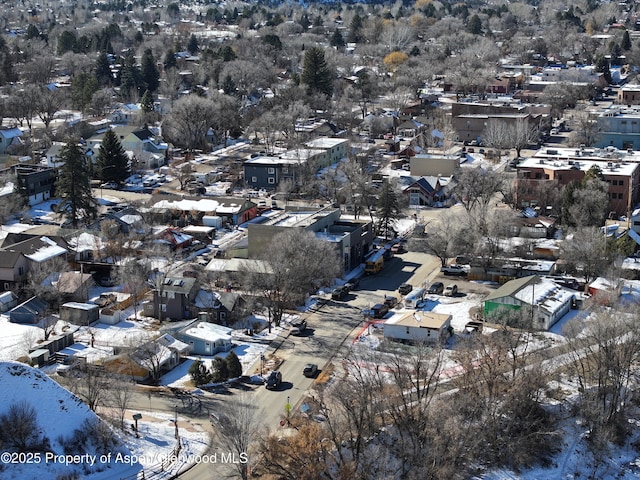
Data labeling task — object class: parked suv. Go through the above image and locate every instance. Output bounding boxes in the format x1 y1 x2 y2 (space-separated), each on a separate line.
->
444 284 458 297
384 295 399 309
370 303 389 319
398 283 413 295
265 371 282 390
331 286 349 300
427 282 445 295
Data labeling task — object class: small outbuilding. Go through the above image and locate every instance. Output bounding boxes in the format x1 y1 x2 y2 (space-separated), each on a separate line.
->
60 302 100 326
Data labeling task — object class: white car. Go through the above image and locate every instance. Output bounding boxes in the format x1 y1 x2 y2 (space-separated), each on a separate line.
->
440 264 469 276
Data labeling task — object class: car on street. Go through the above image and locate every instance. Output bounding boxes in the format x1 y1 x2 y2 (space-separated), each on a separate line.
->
100 182 119 189
331 286 349 300
265 371 282 390
290 319 307 335
370 303 389 319
391 242 406 254
398 283 413 295
441 264 469 276
427 282 445 295
303 364 318 378
344 277 360 291
444 284 458 297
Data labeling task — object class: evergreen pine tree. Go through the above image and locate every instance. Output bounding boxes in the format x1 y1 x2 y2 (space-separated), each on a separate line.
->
301 46 333 97
189 359 212 386
119 52 142 100
467 14 482 35
96 129 130 184
95 52 112 87
140 89 154 114
221 74 236 95
0 36 16 85
187 34 199 55
56 142 97 228
621 30 632 51
210 358 229 383
225 351 243 379
376 180 401 239
164 49 177 70
348 14 364 43
330 29 345 48
141 48 160 93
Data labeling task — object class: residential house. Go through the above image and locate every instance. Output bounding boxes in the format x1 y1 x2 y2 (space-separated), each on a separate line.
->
43 142 92 168
483 275 574 330
46 271 94 303
145 276 199 321
87 126 168 169
587 277 622 306
0 250 29 290
152 227 194 251
14 165 56 206
101 334 189 383
0 128 23 154
515 147 640 217
383 311 452 345
243 156 302 190
195 290 242 325
396 118 424 138
174 320 233 356
403 176 451 206
148 196 257 226
109 103 141 124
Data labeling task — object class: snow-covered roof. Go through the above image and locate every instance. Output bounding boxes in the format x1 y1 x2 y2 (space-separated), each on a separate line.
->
151 198 221 212
67 232 104 252
182 322 232 343
515 278 574 315
24 237 67 262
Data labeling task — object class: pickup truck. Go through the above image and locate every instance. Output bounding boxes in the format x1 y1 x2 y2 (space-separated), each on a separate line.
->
440 264 469 276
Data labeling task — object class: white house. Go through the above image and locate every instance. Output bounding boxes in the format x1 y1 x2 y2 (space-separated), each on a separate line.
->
384 311 452 345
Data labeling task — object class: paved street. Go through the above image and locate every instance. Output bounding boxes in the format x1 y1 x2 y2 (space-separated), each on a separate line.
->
172 250 440 479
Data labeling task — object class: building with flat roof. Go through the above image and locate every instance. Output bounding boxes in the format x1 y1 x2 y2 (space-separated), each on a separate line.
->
595 105 640 150
247 206 374 272
515 146 640 217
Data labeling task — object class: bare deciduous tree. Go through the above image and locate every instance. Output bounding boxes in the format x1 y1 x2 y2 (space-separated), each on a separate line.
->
210 394 258 480
243 229 341 331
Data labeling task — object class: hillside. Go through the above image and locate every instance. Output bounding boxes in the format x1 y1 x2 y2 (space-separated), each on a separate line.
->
0 361 129 480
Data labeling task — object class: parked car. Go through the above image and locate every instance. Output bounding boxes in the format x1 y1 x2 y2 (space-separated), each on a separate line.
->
265 371 282 390
290 319 307 335
331 286 349 300
398 283 413 295
303 364 318 378
384 295 398 308
100 182 118 189
441 264 469 276
428 282 445 295
370 303 389 319
444 284 458 297
391 243 406 254
344 277 360 291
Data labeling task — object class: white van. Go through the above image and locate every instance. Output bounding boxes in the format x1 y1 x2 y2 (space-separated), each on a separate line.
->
404 288 426 309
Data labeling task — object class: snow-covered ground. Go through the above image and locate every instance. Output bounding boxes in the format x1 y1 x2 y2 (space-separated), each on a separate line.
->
0 361 209 480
